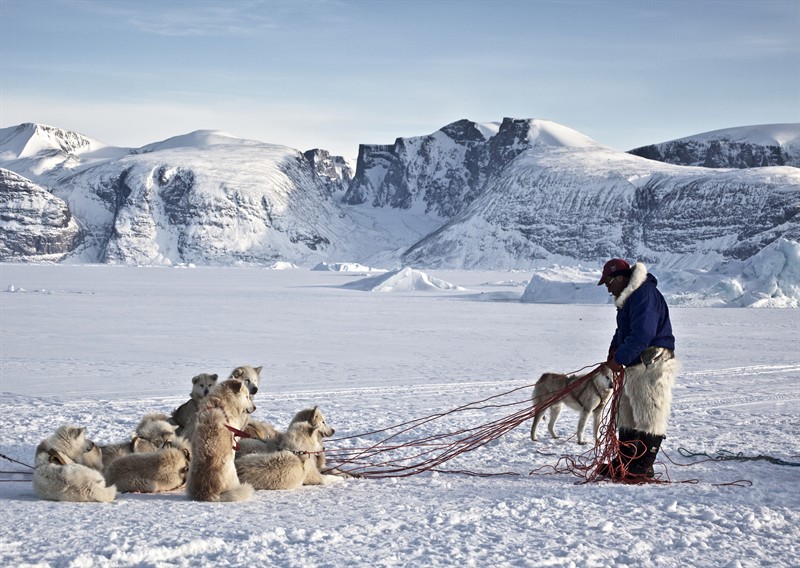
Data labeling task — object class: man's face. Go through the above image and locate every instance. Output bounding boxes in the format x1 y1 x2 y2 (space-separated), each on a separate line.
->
605 274 629 298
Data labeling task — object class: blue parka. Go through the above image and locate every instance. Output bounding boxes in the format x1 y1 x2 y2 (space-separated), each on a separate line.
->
610 273 675 367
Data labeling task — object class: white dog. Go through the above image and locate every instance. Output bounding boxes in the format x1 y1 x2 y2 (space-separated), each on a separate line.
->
530 365 614 445
104 442 191 493
235 407 343 490
186 379 256 502
100 414 178 469
33 425 116 502
229 365 262 397
171 373 218 438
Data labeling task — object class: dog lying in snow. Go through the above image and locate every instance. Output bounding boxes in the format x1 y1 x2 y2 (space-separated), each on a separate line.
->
100 413 178 469
235 407 344 490
33 425 116 502
104 436 191 493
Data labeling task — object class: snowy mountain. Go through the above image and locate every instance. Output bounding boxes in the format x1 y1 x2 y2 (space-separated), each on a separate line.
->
0 123 131 184
0 119 798 307
400 129 799 270
0 125 359 265
344 119 504 218
628 124 800 168
53 143 356 265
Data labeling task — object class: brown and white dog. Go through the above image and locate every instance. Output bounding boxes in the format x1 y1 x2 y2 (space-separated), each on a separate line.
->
186 379 256 502
530 365 614 445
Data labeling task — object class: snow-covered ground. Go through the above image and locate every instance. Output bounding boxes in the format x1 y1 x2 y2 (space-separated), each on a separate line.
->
0 264 798 567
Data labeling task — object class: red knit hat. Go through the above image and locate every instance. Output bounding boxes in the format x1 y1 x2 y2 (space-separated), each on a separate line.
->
597 258 631 286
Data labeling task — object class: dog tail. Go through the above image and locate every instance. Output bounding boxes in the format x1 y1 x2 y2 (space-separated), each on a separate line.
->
218 482 254 502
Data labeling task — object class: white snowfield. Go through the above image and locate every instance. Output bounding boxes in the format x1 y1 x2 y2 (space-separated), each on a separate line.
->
0 264 797 568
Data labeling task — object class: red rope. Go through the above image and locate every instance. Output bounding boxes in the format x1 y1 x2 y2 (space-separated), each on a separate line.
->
326 363 609 478
531 367 670 485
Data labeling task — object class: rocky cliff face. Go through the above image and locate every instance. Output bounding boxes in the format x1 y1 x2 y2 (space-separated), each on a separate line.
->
0 168 80 260
400 144 800 270
49 144 353 265
628 124 800 168
344 119 512 218
344 118 608 221
303 149 354 194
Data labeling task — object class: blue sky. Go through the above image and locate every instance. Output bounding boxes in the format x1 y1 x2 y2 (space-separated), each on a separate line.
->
1 0 798 159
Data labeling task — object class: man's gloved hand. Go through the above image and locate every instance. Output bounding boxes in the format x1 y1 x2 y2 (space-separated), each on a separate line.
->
607 358 624 374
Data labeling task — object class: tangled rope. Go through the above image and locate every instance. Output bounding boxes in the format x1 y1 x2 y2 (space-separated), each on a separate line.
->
527 365 647 484
325 363 611 478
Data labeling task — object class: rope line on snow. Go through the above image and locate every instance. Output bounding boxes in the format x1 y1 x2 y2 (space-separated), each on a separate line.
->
0 452 34 470
325 363 611 479
677 447 800 467
0 453 35 482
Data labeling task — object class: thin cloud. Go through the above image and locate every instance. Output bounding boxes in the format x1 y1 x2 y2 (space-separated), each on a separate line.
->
67 0 281 37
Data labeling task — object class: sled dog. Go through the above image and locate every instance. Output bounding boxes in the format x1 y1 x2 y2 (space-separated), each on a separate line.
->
104 444 191 493
35 425 103 471
100 415 178 469
235 407 343 490
235 406 332 458
236 419 282 455
136 414 178 447
171 372 218 438
33 425 116 502
186 379 256 502
530 365 614 445
229 365 262 397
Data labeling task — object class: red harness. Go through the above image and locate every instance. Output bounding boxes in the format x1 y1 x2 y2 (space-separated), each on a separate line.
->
224 424 251 450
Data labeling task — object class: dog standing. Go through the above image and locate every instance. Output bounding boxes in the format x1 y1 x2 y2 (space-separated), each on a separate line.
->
186 379 256 502
530 365 614 445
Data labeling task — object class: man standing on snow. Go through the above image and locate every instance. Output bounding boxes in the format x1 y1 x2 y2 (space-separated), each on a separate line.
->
596 258 680 481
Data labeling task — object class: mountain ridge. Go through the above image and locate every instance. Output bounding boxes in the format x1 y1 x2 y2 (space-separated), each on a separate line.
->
0 119 797 287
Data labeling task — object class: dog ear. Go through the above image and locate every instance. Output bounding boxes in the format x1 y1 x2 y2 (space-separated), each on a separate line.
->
67 426 85 439
231 367 243 379
255 366 263 375
192 375 200 385
223 379 242 392
210 374 218 381
48 448 66 465
182 448 191 461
